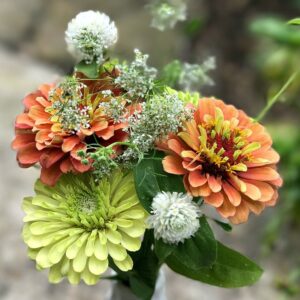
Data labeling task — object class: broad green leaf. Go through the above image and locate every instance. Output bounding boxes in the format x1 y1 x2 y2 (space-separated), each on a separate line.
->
170 216 217 269
133 150 185 212
154 238 175 263
129 230 160 300
166 242 263 288
288 18 300 26
75 60 99 78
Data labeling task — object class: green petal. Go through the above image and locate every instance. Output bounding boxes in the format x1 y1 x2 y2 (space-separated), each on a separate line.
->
48 235 79 264
118 208 145 220
36 246 52 268
72 242 88 273
114 218 133 228
88 255 108 275
85 230 97 257
66 233 89 259
32 195 60 209
107 242 127 261
94 238 108 261
120 232 142 252
60 257 71 276
49 262 63 284
113 255 133 272
67 265 81 285
106 228 122 244
119 220 146 238
29 222 71 235
81 266 99 285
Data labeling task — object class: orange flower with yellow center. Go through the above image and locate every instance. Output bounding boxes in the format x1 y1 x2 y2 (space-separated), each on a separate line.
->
159 98 282 224
12 74 128 186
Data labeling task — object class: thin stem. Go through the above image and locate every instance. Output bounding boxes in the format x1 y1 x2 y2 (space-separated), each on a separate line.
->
256 71 298 122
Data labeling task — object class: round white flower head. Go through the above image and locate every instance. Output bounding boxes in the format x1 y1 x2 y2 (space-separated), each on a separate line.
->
148 192 201 244
65 10 118 63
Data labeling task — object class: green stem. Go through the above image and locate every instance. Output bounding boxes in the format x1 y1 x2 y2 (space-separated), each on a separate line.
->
256 72 298 122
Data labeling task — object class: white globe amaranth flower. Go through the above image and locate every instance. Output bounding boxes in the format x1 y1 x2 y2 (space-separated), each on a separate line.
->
148 192 201 244
65 10 118 64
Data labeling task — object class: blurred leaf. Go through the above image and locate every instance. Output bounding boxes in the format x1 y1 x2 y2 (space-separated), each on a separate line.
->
161 60 182 88
288 18 300 26
250 17 300 46
133 150 185 212
75 60 99 78
184 19 204 38
155 238 175 263
166 242 263 288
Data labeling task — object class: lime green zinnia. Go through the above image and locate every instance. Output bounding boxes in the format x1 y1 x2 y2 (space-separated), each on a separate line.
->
22 171 147 285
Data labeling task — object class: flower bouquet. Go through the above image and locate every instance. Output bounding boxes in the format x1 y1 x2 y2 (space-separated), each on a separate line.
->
12 10 283 300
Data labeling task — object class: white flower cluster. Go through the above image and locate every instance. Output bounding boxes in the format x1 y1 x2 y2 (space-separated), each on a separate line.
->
115 49 157 99
122 92 189 160
148 192 201 244
65 11 118 64
179 57 216 92
147 0 187 31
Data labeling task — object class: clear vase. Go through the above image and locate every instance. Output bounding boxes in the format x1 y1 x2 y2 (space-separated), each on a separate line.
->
107 269 167 300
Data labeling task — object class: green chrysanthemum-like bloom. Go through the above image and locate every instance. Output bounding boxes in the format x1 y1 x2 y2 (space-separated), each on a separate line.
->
22 171 146 285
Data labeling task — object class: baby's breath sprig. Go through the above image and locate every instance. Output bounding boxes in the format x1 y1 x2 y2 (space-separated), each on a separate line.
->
77 140 142 180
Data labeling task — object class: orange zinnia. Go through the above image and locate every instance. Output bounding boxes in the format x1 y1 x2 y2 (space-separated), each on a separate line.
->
12 73 128 186
159 98 282 224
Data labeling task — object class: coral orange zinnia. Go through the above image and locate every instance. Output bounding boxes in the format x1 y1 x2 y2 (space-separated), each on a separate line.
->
12 74 128 186
160 98 282 224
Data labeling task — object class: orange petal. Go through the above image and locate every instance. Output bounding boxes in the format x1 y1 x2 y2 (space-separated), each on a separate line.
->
162 155 186 175
12 134 35 150
35 130 51 144
168 138 186 155
228 202 249 224
198 183 212 197
204 192 224 207
40 163 62 186
223 181 241 206
244 199 265 215
15 113 34 128
91 120 108 132
23 92 40 109
62 136 81 153
182 160 202 171
188 171 207 187
217 199 236 218
28 105 49 121
17 144 41 165
269 176 283 187
239 167 279 181
60 158 75 173
38 84 53 98
96 125 114 140
243 181 261 201
178 132 199 151
71 157 91 173
265 190 279 207
207 175 222 193
40 150 65 169
243 179 274 202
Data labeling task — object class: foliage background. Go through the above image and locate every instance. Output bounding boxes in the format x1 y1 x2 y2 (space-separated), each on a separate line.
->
0 0 299 299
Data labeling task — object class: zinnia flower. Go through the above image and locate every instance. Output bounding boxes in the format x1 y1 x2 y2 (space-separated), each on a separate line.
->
22 171 146 285
148 192 201 244
65 10 118 63
159 98 282 224
12 75 128 186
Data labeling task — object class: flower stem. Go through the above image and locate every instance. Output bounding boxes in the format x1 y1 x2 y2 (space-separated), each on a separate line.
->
256 71 298 122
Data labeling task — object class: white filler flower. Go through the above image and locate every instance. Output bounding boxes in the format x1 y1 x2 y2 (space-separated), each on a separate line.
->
65 10 118 63
148 192 201 244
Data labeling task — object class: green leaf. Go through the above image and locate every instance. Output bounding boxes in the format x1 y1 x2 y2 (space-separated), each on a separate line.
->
133 150 185 212
75 60 99 78
166 242 263 288
213 219 233 232
170 216 217 269
154 238 175 263
129 230 160 300
288 18 300 26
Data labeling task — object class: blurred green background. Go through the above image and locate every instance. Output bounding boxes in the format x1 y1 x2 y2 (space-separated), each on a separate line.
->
0 0 300 299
